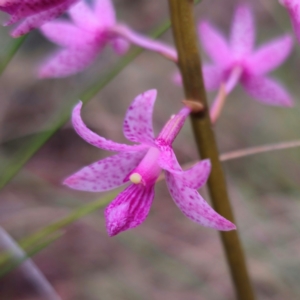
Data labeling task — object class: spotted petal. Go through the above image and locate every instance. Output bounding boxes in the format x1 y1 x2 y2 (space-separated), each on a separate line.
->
230 5 255 59
245 35 293 75
69 0 99 30
281 0 300 42
159 148 211 189
10 0 78 37
40 21 94 47
165 171 236 231
171 159 211 190
105 183 155 236
242 75 293 107
94 0 116 27
157 146 182 172
198 21 231 67
123 89 156 145
3 0 77 25
63 150 147 192
71 102 145 152
38 46 100 78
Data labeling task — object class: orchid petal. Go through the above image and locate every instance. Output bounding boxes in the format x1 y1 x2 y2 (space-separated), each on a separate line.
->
0 4 16 15
69 1 98 30
202 64 223 91
198 21 231 67
165 172 236 231
105 183 155 236
40 21 94 47
3 0 77 25
281 0 300 42
123 89 156 145
290 12 300 42
230 5 255 58
71 102 144 152
245 35 293 75
10 0 78 37
111 37 130 55
242 75 294 107
172 159 211 190
94 0 116 27
63 150 147 192
38 46 100 78
157 147 182 172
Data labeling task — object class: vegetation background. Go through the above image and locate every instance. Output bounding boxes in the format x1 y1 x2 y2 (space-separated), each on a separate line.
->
0 0 299 299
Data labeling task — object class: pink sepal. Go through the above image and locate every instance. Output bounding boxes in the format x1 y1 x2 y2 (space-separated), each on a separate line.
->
242 75 294 107
245 35 293 75
123 90 156 146
9 0 78 37
165 171 236 231
230 5 255 59
63 150 147 192
198 21 231 67
171 159 211 190
72 102 146 152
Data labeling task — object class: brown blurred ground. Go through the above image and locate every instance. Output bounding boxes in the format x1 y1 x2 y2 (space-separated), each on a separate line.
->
0 0 300 299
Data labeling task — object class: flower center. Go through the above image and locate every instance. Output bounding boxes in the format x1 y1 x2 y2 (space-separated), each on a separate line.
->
128 147 161 186
129 173 142 184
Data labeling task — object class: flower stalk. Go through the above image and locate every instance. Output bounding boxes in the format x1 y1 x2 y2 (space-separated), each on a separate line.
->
111 24 178 62
168 0 255 299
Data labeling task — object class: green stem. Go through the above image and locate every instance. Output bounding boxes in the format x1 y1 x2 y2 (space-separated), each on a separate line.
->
167 1 255 299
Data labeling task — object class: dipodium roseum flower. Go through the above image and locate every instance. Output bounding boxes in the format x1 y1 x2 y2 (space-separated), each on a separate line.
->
175 5 294 107
39 0 176 78
0 0 79 37
280 0 300 42
63 90 235 236
200 5 294 106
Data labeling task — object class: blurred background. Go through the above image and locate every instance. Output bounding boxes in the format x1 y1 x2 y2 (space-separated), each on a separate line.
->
0 0 300 299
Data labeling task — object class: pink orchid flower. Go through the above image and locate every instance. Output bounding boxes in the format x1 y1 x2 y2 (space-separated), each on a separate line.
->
174 5 294 107
39 0 176 78
0 0 79 37
200 4 294 107
63 90 235 236
280 0 300 42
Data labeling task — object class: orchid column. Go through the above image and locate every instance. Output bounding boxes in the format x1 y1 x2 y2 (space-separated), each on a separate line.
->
168 1 255 299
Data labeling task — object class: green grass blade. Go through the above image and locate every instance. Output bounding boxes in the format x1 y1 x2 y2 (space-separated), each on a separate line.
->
21 191 117 251
0 35 27 75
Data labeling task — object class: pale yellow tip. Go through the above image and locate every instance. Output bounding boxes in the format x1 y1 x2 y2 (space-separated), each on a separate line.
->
129 173 142 184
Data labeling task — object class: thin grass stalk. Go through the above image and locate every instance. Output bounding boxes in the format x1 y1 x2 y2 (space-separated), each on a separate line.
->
0 35 27 75
0 227 61 299
0 233 61 277
167 0 255 299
